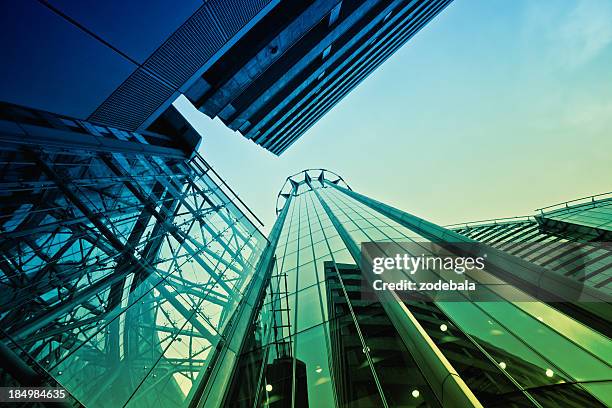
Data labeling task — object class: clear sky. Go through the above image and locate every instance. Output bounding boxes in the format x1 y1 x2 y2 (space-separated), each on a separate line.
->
176 0 612 234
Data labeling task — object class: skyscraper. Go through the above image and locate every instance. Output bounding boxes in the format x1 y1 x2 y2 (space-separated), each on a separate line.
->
0 0 279 131
186 0 452 154
1 3 456 404
0 102 273 407
220 169 611 407
0 0 451 155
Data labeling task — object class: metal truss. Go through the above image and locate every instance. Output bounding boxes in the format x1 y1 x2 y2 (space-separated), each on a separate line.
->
0 145 266 406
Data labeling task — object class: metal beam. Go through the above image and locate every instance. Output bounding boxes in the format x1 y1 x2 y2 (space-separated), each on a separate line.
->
328 181 612 337
201 0 341 117
101 155 236 293
313 186 483 408
190 194 293 408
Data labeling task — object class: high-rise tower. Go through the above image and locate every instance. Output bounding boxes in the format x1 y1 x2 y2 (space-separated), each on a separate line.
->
0 102 273 407
1 0 452 155
220 169 611 407
186 0 453 154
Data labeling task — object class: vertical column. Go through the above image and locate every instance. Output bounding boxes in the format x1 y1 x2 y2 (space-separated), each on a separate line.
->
312 185 483 408
326 181 612 337
192 195 293 408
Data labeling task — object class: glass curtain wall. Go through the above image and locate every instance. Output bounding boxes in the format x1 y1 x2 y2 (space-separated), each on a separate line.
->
449 193 612 292
226 170 611 408
0 138 267 406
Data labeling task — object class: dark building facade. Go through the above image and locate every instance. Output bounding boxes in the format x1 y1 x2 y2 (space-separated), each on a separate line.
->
186 0 453 154
0 0 277 132
1 0 451 155
220 170 611 407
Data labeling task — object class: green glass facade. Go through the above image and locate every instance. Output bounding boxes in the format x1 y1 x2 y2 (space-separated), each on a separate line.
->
450 193 612 293
2 1 608 405
223 170 611 407
536 194 612 238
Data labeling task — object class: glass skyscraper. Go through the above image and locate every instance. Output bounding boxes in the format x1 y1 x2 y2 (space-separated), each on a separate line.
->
0 102 270 407
186 0 452 154
0 2 463 405
222 170 611 407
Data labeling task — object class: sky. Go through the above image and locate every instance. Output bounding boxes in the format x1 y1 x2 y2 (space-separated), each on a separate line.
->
176 0 612 234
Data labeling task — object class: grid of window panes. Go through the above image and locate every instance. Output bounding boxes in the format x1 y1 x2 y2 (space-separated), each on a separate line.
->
453 220 611 292
0 147 266 407
542 197 612 232
232 182 452 407
231 180 445 407
318 185 612 407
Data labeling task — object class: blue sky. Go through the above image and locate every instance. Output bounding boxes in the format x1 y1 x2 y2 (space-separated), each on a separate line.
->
176 0 612 233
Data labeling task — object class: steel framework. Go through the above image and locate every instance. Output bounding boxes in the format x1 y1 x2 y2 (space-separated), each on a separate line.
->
0 103 267 407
